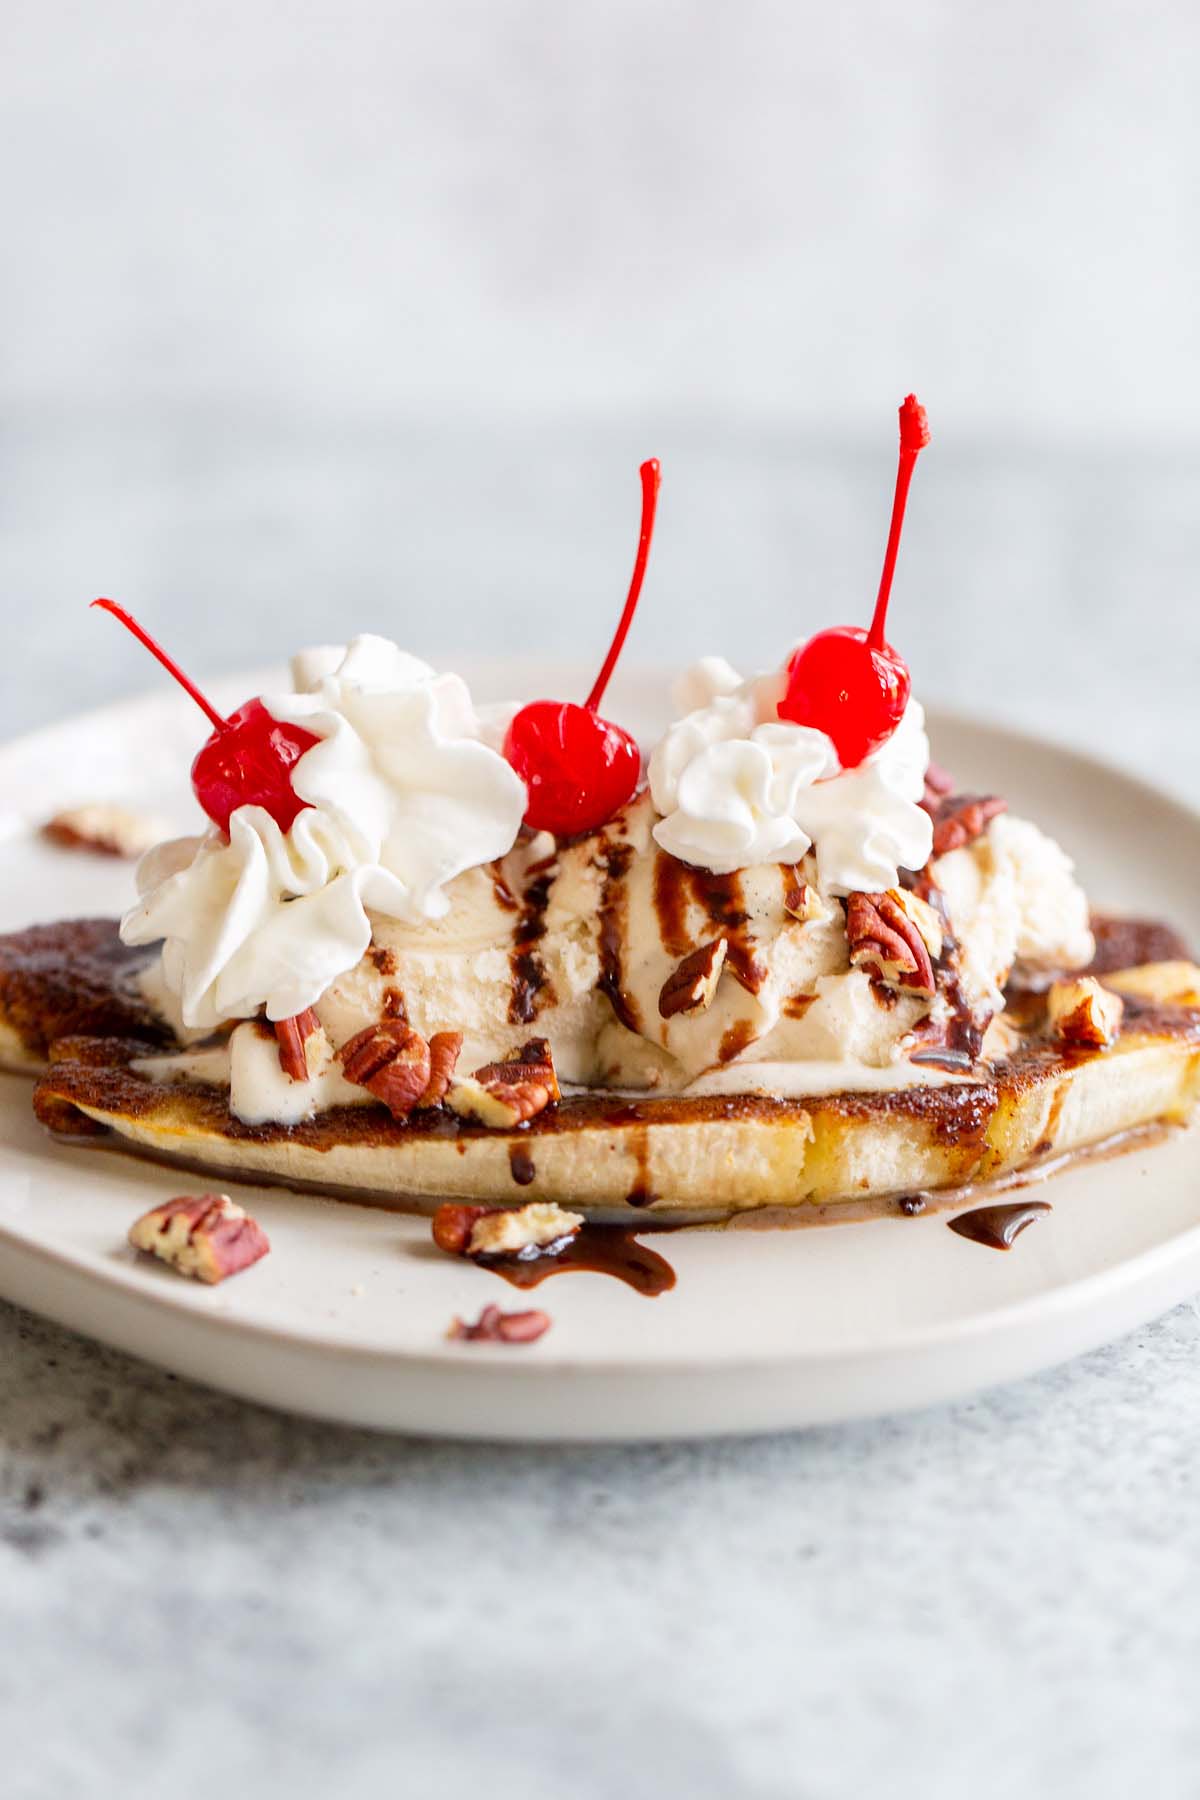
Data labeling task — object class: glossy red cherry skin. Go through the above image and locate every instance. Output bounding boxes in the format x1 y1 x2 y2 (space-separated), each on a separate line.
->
503 700 641 837
779 626 911 769
191 697 322 836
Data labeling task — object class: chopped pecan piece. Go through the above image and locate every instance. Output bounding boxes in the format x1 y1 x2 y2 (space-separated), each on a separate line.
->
468 1202 582 1258
340 1020 405 1084
891 886 944 963
431 1200 582 1260
415 1030 463 1108
339 1020 432 1118
42 803 165 859
659 937 727 1019
926 792 1008 857
339 1020 411 1084
782 880 822 923
473 1038 561 1102
274 1007 323 1081
449 1304 552 1344
1047 977 1123 1050
846 890 938 996
431 1203 490 1255
367 1044 432 1116
447 1075 554 1128
128 1194 269 1284
446 1039 561 1128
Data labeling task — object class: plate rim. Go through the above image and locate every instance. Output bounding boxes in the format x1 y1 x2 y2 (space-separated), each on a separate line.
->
1 671 1198 1435
3 1137 1200 1371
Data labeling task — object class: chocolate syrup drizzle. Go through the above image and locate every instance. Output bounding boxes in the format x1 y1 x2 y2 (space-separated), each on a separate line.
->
719 1020 756 1064
490 867 519 913
901 871 986 1069
481 1224 677 1297
682 866 765 993
625 1120 654 1206
648 846 770 1024
597 840 641 1033
1031 1086 1068 1158
948 1201 1051 1250
652 849 694 960
508 855 556 1025
577 1111 655 1205
507 1145 536 1186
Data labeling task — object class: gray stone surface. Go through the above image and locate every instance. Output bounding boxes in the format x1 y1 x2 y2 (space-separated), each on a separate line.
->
4 1297 1200 1800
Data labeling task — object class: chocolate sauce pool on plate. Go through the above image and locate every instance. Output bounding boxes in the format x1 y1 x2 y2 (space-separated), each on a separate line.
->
481 1225 677 1297
948 1200 1051 1250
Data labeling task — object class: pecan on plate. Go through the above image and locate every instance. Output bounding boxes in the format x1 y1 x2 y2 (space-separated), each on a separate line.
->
846 889 941 997
432 1204 490 1255
432 1200 583 1260
339 1020 432 1118
42 803 165 860
449 1303 552 1344
128 1193 270 1285
926 792 1008 857
659 937 727 1019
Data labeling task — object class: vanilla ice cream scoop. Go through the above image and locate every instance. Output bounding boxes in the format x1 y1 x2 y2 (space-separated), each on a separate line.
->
207 789 1091 1120
127 645 1095 1125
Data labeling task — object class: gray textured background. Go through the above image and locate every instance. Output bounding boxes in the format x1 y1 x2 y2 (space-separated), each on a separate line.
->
4 5 1200 1796
4 0 1200 764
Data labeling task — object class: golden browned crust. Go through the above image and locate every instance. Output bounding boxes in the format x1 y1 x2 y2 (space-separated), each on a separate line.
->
9 912 1200 1217
29 989 1200 1215
0 918 163 1064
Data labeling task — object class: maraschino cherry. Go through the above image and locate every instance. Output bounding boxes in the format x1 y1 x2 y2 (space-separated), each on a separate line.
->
779 394 931 767
504 458 661 836
92 599 321 836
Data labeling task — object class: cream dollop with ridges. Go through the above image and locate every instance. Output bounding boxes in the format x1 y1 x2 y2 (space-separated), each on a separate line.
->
648 658 934 893
121 635 527 1028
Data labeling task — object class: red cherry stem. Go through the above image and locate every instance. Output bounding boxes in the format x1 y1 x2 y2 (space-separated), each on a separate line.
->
866 394 930 652
91 599 229 733
583 458 661 714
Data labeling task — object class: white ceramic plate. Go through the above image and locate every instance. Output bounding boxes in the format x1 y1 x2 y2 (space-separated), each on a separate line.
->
1 665 1198 1440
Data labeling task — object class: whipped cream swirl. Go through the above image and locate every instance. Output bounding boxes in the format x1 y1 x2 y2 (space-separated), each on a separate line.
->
122 636 526 1026
648 658 933 892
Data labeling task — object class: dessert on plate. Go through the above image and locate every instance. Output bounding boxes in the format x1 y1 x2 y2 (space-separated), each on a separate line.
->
6 400 1199 1224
